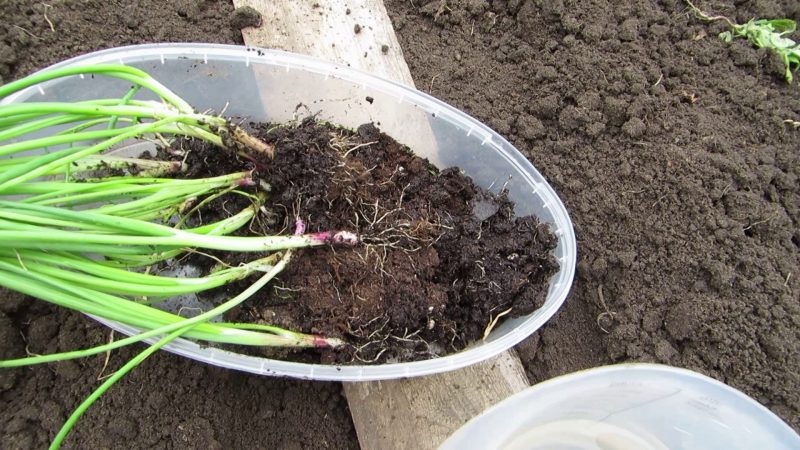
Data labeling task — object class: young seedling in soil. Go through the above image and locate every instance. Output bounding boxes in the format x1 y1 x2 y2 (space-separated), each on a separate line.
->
685 0 800 82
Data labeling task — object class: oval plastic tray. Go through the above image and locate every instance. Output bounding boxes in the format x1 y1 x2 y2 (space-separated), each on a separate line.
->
3 44 576 381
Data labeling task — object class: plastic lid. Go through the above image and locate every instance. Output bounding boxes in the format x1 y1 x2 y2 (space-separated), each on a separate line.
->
440 364 800 449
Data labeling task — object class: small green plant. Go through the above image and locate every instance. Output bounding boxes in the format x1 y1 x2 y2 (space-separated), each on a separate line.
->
685 0 800 82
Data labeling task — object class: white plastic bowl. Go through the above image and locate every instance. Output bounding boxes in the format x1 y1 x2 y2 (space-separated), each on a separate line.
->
2 44 576 381
440 364 800 450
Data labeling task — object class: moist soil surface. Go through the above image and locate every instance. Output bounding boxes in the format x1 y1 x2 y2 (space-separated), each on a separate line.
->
388 0 799 431
1 0 799 448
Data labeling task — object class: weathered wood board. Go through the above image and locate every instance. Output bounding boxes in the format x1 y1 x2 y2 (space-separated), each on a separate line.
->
343 350 529 450
238 0 415 86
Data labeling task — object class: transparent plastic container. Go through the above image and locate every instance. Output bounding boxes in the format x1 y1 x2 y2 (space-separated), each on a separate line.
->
440 363 800 449
2 44 576 381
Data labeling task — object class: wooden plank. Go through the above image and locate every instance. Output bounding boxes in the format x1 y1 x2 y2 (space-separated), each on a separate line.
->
232 1 532 448
233 0 442 166
343 350 529 450
236 0 414 86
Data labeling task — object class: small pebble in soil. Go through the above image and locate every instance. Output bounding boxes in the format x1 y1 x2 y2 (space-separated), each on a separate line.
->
230 6 262 29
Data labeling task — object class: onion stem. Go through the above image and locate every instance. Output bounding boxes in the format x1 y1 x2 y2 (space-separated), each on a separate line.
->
0 62 353 450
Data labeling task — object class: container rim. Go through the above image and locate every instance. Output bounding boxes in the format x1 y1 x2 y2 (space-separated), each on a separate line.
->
442 363 800 448
12 43 577 381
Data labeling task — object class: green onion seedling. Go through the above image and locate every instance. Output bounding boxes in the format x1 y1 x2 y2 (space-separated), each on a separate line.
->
0 63 357 449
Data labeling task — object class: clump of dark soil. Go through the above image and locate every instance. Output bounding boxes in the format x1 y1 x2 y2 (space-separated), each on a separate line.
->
230 6 262 30
156 119 559 363
196 120 558 364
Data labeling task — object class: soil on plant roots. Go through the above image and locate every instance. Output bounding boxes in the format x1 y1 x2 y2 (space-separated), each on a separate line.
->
189 120 559 364
157 119 559 363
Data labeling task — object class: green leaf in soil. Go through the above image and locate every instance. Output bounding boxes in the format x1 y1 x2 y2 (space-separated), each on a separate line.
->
685 1 800 82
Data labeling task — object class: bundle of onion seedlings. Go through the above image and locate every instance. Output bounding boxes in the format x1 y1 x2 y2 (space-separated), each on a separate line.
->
0 64 355 448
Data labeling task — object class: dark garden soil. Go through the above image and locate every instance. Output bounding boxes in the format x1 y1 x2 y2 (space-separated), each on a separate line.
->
1 0 799 448
386 0 800 431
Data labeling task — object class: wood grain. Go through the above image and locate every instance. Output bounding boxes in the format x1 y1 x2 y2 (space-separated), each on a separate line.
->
343 350 529 450
234 0 414 86
232 1 532 448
